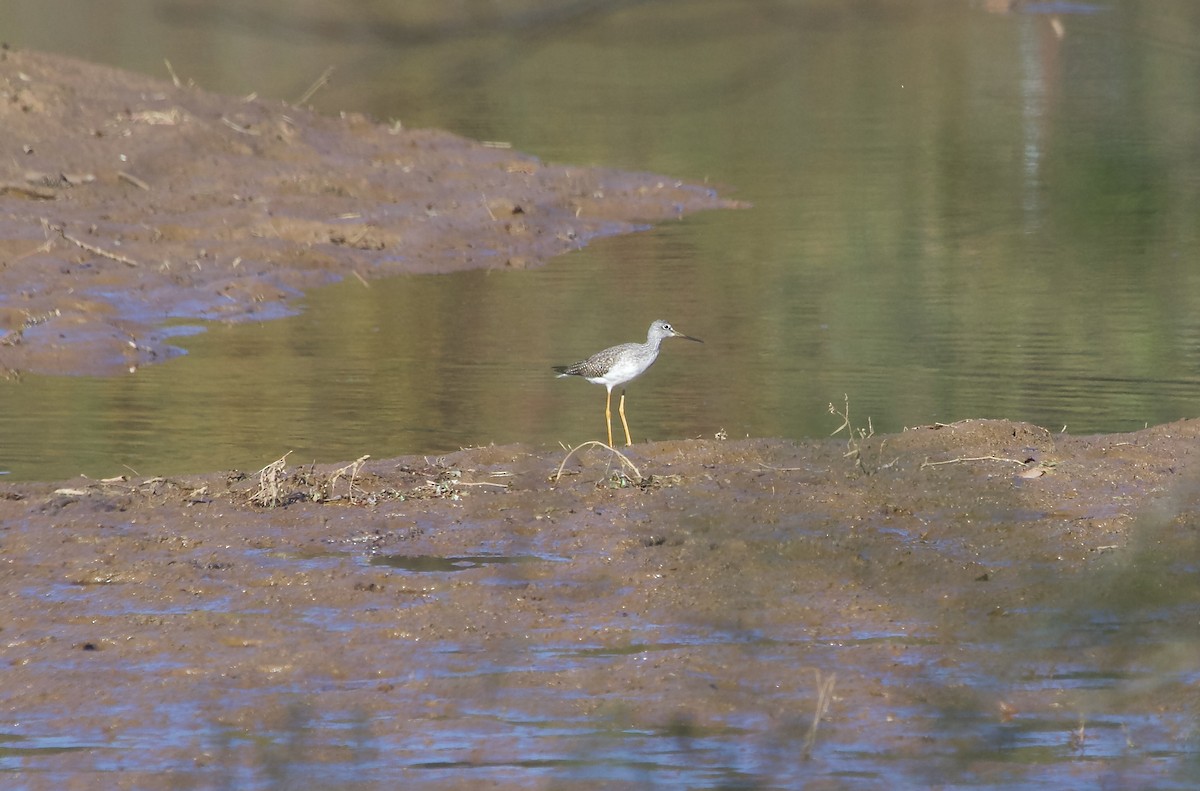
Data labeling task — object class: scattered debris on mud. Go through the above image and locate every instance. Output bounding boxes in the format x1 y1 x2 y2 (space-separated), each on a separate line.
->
0 47 737 376
1 419 1197 785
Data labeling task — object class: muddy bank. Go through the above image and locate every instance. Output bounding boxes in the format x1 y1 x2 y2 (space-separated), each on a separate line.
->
0 47 736 376
1 418 1197 787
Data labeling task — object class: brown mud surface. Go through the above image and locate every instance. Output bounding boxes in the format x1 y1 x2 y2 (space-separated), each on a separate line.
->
0 47 734 377
1 419 1198 787
1 49 1197 788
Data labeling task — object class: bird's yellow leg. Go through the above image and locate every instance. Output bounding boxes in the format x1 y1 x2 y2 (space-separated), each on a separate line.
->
618 390 632 446
604 389 614 448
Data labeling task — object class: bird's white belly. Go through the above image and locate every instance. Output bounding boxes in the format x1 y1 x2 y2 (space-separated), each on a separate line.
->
591 356 650 387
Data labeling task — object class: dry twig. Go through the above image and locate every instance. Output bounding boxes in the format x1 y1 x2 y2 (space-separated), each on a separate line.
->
250 452 292 508
41 218 140 267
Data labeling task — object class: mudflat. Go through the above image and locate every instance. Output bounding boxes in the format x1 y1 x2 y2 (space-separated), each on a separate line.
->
0 47 734 377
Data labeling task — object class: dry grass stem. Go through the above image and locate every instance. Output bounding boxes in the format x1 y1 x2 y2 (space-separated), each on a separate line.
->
10 238 54 263
220 117 259 135
163 58 182 88
757 463 806 472
1 182 56 200
251 452 291 508
41 218 140 267
920 455 1031 469
554 441 643 483
118 171 150 191
326 455 370 505
294 66 335 106
802 670 837 760
829 394 895 475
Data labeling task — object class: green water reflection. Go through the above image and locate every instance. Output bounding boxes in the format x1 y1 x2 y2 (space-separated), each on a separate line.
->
3 1 1200 480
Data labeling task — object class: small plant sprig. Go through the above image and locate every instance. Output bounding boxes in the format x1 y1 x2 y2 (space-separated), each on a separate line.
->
828 394 896 476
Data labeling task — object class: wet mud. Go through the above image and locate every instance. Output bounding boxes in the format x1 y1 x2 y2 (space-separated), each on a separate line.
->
0 47 735 377
2 419 1198 787
1 49 1197 788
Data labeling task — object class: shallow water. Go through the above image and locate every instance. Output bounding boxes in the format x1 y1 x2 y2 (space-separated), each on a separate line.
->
14 563 1198 789
3 1 1200 479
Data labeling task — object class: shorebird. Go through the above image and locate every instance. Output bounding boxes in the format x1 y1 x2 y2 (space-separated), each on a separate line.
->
553 319 703 447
